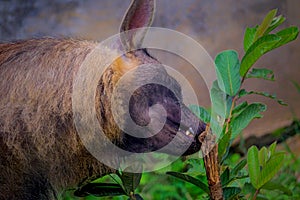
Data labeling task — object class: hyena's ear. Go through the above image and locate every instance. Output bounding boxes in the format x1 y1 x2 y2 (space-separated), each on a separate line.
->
120 0 155 51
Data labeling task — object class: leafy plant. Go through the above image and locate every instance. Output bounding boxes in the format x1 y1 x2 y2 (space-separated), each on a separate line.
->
168 9 299 200
73 165 143 200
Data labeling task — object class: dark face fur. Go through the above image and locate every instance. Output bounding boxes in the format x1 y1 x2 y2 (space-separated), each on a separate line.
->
116 50 206 156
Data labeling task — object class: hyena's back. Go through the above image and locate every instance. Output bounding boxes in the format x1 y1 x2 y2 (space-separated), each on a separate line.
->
0 38 114 200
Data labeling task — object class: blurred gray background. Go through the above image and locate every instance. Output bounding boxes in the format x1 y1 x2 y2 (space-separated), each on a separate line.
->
0 0 299 139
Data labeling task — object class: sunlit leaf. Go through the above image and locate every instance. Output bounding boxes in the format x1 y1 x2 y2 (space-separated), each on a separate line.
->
215 50 241 96
257 152 285 188
258 147 268 167
241 26 299 77
247 146 260 189
268 142 277 156
244 27 257 52
166 172 209 194
254 9 278 41
240 34 281 77
266 15 285 34
273 26 299 49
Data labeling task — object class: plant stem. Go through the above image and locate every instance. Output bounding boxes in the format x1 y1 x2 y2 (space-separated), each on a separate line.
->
252 189 260 200
225 95 238 133
199 126 224 200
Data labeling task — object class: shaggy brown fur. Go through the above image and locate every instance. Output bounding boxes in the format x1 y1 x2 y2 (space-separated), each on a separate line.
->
0 38 118 199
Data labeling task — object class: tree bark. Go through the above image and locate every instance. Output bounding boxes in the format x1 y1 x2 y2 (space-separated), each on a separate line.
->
199 128 224 200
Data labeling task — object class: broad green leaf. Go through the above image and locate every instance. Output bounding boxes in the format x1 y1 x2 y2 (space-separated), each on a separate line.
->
74 183 126 197
261 181 292 195
266 15 285 34
254 9 278 41
257 152 285 188
221 167 230 186
258 147 268 167
218 129 232 162
166 172 209 194
230 103 266 139
273 26 299 49
241 27 299 77
223 187 242 200
268 142 277 156
231 159 247 176
247 146 260 189
189 105 211 123
244 27 257 52
232 102 248 116
215 50 241 96
240 34 281 77
121 165 142 194
246 68 274 81
210 81 232 136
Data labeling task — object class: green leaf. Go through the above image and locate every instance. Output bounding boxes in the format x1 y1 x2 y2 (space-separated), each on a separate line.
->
210 81 232 136
223 187 242 200
247 146 260 189
291 80 300 94
230 103 266 139
261 181 292 195
215 50 241 96
244 27 257 52
273 26 299 49
237 90 287 106
232 102 248 116
231 159 247 176
240 34 281 77
258 147 268 167
189 105 211 123
238 89 248 98
74 183 126 197
166 172 209 194
120 165 143 194
257 152 285 188
246 68 274 81
268 142 277 156
265 15 285 34
221 167 230 186
218 129 232 162
254 9 278 41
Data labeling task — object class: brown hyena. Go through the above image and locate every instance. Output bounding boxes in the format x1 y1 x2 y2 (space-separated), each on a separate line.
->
0 0 206 199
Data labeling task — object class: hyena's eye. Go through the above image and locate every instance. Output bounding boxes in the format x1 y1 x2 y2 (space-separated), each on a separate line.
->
148 99 154 107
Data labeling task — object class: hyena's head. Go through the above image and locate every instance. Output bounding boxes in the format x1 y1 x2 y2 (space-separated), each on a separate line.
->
97 0 206 156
